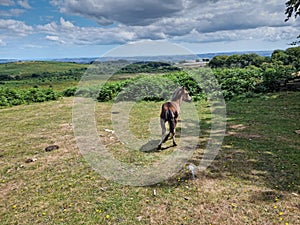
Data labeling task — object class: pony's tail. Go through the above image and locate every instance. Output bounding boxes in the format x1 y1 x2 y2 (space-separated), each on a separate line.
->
166 109 176 134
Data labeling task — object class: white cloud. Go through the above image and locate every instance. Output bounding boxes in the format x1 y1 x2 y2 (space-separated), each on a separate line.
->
0 0 15 6
0 19 33 36
172 26 300 44
46 35 65 44
50 0 288 29
38 18 137 45
0 38 6 46
35 0 299 49
23 44 44 48
0 8 25 17
59 17 74 28
46 35 60 41
0 19 33 49
51 0 185 25
0 1 30 17
17 0 31 9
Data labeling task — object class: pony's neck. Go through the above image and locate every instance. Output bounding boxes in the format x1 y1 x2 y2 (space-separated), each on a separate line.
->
171 97 183 106
171 97 183 113
171 88 184 112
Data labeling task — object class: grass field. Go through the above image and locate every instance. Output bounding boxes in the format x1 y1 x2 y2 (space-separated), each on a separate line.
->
0 61 87 77
0 61 88 92
0 91 299 224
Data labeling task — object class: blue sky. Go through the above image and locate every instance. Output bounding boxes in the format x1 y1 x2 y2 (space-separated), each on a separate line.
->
0 0 299 59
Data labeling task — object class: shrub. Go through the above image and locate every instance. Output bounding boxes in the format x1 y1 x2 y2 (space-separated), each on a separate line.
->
116 76 176 101
259 64 295 92
0 87 59 107
62 87 77 97
213 68 263 99
163 71 204 100
3 88 25 105
97 81 129 102
24 88 59 103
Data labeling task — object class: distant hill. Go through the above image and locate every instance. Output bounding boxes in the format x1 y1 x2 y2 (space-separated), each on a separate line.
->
0 59 19 64
0 61 87 80
0 50 273 64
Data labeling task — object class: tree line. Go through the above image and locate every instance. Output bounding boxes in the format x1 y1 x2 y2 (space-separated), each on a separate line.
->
208 46 300 70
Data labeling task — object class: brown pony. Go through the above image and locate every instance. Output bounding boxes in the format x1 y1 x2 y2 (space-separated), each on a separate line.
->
157 87 192 150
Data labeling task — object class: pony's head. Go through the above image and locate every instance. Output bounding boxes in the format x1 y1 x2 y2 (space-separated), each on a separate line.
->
172 87 192 102
182 87 192 102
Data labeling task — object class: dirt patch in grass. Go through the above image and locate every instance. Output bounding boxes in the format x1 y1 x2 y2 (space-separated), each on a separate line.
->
0 180 24 200
227 123 264 139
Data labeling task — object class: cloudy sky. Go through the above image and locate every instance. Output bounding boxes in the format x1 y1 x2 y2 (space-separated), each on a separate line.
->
0 0 299 59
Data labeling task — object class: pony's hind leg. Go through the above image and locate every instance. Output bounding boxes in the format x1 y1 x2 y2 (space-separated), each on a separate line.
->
172 134 177 146
163 132 170 143
170 125 177 146
170 118 177 147
157 119 166 150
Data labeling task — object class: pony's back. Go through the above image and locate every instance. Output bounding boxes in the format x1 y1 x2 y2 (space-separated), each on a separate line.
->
160 102 178 133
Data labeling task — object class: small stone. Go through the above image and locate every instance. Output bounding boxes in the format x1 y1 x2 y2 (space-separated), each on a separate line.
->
104 129 115 134
153 189 157 196
25 158 37 163
25 158 33 163
45 145 59 152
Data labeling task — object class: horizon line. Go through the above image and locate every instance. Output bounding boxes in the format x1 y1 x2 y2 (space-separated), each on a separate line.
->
0 49 274 62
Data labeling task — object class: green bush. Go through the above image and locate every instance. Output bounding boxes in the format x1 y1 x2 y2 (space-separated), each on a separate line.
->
212 66 295 99
97 81 129 102
117 61 181 74
116 76 176 101
62 87 77 97
2 88 25 105
95 71 206 102
213 68 263 99
0 87 59 107
259 64 295 92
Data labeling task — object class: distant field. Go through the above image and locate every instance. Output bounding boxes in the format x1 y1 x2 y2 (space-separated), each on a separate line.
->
0 61 87 77
0 61 88 93
0 61 179 92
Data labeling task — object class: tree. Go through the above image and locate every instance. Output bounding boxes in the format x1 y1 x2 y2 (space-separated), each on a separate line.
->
208 55 228 68
271 46 300 70
285 0 300 21
285 0 300 44
271 50 290 65
285 46 300 69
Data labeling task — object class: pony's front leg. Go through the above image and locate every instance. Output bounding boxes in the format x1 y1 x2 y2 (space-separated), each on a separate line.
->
157 118 166 150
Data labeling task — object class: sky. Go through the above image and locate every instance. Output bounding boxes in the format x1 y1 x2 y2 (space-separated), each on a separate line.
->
0 0 299 59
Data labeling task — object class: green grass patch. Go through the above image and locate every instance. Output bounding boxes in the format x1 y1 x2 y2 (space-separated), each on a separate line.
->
0 92 299 224
0 61 87 78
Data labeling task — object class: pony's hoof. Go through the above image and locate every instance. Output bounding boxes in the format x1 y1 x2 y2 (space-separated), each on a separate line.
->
157 145 162 151
173 143 177 147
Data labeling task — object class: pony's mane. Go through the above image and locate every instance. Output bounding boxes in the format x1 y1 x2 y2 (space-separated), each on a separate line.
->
171 87 183 101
